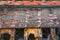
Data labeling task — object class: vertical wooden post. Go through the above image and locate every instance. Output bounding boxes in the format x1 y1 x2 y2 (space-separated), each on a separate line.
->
38 28 42 40
10 29 15 40
37 10 42 40
24 29 28 40
51 28 57 40
24 35 28 40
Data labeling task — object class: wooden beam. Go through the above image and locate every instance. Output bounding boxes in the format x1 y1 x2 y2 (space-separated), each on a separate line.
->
38 28 42 40
51 28 57 40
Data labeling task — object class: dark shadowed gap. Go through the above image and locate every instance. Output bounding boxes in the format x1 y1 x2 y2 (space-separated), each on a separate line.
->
28 33 35 40
42 28 51 40
1 33 10 40
15 28 24 40
56 28 60 40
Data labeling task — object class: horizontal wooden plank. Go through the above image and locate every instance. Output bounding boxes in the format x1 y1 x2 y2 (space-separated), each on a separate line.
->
0 1 60 5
